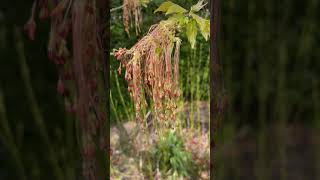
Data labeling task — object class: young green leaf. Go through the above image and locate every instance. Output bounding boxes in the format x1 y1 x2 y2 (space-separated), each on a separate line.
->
186 20 198 49
141 0 150 7
168 13 188 26
154 1 175 13
190 0 207 12
165 4 187 15
190 12 210 40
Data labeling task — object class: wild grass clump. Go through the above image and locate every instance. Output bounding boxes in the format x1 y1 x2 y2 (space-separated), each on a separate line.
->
152 130 197 179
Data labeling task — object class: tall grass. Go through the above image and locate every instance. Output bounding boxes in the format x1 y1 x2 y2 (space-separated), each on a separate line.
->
0 91 26 180
0 28 80 179
214 0 320 178
15 29 64 180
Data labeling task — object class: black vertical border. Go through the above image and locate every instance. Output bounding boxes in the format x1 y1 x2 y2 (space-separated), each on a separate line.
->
210 0 220 179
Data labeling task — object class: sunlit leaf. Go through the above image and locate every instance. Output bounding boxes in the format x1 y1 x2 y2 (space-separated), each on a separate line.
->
190 0 207 12
140 0 150 7
186 20 197 49
168 13 188 26
154 1 175 13
190 12 210 40
165 4 187 15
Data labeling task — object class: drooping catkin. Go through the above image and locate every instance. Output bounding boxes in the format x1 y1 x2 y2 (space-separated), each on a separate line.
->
115 19 181 127
123 0 142 36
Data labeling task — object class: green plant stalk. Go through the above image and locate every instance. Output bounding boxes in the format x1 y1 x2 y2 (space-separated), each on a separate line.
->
176 90 184 133
115 70 134 121
15 28 63 180
186 53 191 129
110 91 121 124
0 90 26 180
196 43 202 133
64 113 76 180
30 158 41 180
190 48 196 130
205 55 210 132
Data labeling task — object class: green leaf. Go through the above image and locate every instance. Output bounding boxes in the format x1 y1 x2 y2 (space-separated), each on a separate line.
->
140 0 150 7
186 20 198 49
154 1 175 13
168 13 188 26
190 0 207 12
190 12 210 40
165 4 187 15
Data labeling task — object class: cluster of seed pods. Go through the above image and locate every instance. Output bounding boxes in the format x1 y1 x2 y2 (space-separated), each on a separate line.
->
115 19 182 128
25 0 107 179
123 0 142 36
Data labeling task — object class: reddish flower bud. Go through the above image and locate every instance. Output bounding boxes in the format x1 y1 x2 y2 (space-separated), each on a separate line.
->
24 19 36 41
59 57 66 65
50 1 66 18
65 100 76 113
63 71 73 80
114 48 127 60
66 105 75 113
117 65 122 75
57 79 69 96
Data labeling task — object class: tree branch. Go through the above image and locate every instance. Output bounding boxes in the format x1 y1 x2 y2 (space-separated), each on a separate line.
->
110 5 124 13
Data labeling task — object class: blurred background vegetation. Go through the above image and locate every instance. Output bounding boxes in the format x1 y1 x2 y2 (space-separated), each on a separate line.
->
0 0 319 179
215 0 320 179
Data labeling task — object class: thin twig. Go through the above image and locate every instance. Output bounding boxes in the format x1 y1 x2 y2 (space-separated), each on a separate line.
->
110 5 124 13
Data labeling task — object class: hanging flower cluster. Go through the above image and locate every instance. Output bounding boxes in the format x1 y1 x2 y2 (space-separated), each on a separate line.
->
115 19 182 126
123 0 147 36
115 0 210 127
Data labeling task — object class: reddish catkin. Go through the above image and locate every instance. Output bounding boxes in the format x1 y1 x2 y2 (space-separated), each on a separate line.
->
123 0 142 36
115 20 181 127
24 0 37 41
